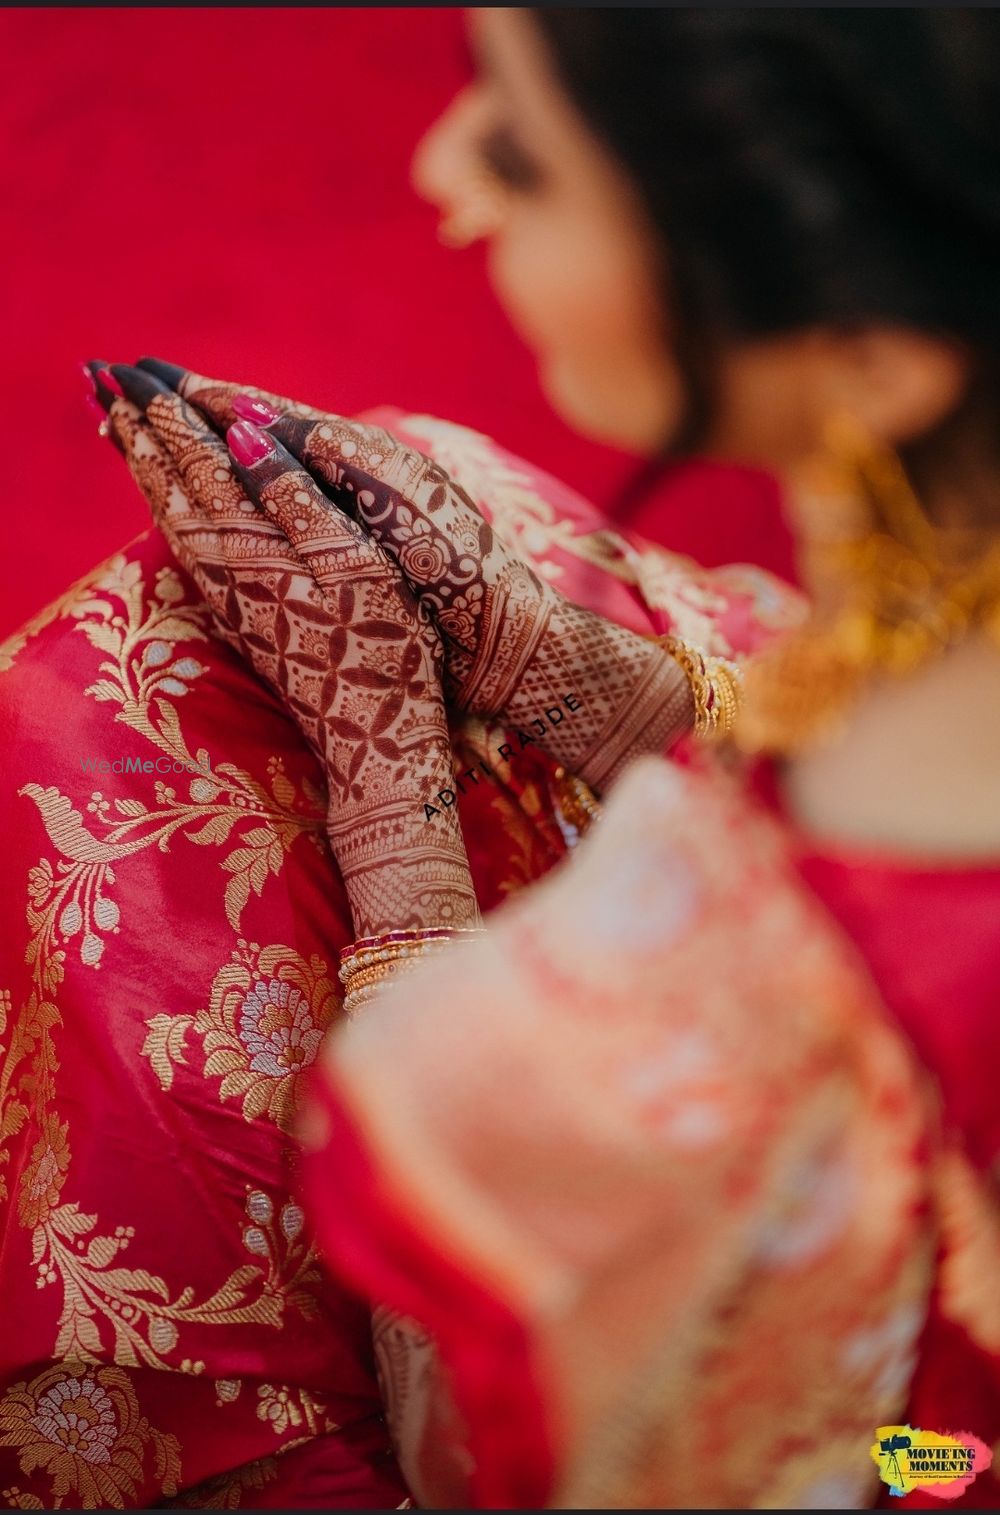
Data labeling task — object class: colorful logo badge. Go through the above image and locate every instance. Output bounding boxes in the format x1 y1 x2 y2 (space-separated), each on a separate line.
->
872 1425 993 1500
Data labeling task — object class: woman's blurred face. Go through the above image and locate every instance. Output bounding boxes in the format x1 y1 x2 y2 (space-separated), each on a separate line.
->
413 9 971 476
412 8 685 454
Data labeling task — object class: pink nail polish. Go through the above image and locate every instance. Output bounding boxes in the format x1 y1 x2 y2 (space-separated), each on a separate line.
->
228 419 276 468
99 367 124 397
78 362 97 394
232 393 280 425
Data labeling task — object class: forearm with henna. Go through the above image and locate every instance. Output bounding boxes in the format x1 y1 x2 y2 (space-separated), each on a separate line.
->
103 371 478 939
141 369 696 792
276 413 694 790
233 447 479 936
489 600 693 792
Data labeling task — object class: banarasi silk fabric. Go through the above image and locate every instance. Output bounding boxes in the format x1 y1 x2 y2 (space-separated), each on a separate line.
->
0 411 996 1511
0 409 797 1509
290 432 1000 1508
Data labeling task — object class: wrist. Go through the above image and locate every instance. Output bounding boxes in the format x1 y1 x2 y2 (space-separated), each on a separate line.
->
576 650 694 792
499 620 695 792
338 924 487 1015
326 792 479 939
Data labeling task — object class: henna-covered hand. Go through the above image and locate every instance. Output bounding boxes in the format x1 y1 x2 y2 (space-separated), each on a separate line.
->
131 360 695 793
91 363 479 939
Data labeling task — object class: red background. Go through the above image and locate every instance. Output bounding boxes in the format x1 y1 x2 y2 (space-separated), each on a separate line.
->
0 6 791 641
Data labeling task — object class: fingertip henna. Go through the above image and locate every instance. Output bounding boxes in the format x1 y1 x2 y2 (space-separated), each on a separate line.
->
82 360 118 419
110 363 173 413
135 356 187 390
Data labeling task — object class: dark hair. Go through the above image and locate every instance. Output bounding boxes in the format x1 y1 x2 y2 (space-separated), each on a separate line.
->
534 8 1000 487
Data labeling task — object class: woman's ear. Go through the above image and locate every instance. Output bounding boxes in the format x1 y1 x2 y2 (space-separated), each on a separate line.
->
828 327 972 446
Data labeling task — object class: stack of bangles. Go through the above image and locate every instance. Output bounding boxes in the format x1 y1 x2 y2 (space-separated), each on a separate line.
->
338 926 486 1015
655 633 745 741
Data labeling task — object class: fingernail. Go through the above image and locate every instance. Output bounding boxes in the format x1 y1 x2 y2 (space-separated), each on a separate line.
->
232 393 281 426
228 419 276 468
111 364 172 411
98 367 124 397
78 361 97 395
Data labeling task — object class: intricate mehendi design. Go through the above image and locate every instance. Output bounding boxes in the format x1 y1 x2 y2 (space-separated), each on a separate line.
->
144 366 696 794
108 386 478 938
262 410 694 792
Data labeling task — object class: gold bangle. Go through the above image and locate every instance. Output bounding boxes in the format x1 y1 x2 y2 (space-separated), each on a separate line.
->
342 934 486 999
339 942 443 987
655 634 744 740
343 984 381 1018
340 959 424 997
339 927 485 986
340 933 483 1017
552 767 602 836
709 656 744 736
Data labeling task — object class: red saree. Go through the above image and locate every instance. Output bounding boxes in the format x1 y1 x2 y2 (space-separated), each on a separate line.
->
292 422 1000 1509
795 840 1000 1510
0 410 793 1508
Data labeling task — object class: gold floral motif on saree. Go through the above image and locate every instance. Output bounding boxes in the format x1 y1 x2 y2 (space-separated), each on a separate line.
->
0 552 329 1384
18 554 324 976
254 1385 337 1439
142 941 340 1132
0 1363 181 1509
163 1456 279 1509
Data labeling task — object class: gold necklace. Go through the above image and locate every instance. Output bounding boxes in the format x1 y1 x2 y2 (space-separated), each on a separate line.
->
736 415 1000 755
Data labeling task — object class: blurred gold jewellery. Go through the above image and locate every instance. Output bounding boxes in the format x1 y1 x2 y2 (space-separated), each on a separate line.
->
553 766 603 836
737 412 1000 754
339 926 486 1015
655 634 745 740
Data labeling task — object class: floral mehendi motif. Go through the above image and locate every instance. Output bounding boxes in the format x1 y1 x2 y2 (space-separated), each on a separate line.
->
239 406 693 793
141 941 339 1132
104 379 479 939
395 413 806 652
378 415 583 585
0 1363 182 1509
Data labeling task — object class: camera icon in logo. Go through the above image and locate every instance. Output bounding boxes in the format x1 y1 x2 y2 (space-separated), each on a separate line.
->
880 1433 912 1486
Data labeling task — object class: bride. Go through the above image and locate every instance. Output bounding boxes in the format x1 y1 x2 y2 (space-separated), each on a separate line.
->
16 6 1000 1508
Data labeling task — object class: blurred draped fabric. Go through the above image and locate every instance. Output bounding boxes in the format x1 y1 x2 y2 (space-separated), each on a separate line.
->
0 5 794 641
